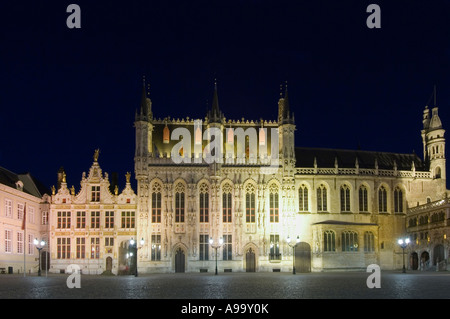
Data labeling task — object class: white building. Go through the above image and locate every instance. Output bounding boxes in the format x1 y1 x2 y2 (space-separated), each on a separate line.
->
0 167 50 274
48 151 137 275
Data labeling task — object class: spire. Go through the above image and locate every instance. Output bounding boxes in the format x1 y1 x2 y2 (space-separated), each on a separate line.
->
283 81 290 116
139 76 152 119
207 78 224 124
430 85 442 129
212 78 219 114
278 81 294 125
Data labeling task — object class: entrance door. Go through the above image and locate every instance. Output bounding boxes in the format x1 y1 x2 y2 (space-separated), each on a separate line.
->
246 248 256 272
41 251 50 271
295 242 311 273
175 248 185 273
106 257 113 272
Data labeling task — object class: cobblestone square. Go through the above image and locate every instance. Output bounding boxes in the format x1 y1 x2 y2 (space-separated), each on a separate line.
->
0 271 449 299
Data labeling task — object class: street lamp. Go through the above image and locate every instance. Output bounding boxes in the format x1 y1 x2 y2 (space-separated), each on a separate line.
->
209 237 224 275
130 238 145 277
398 237 410 273
33 238 46 276
286 235 300 274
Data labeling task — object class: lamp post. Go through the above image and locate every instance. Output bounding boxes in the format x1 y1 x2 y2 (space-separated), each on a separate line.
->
130 238 145 277
33 239 45 276
398 237 410 273
209 237 224 275
286 235 300 274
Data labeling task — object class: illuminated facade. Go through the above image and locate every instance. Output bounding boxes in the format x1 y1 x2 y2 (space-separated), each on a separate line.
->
49 152 137 275
0 167 50 274
134 82 447 273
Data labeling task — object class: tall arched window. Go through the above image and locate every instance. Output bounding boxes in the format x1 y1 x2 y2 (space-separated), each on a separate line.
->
317 184 327 212
299 184 308 212
222 183 232 223
175 183 185 223
394 187 403 213
324 230 336 252
359 185 368 212
269 184 279 223
151 182 162 223
199 183 209 223
378 186 387 213
340 185 351 212
342 231 358 252
364 231 375 252
245 184 256 223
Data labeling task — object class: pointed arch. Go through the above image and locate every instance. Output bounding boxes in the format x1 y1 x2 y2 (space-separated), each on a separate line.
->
268 182 279 223
358 183 369 213
244 181 257 223
378 183 389 213
377 183 389 213
174 180 186 223
198 181 209 223
298 181 311 212
221 180 233 224
316 182 329 212
150 178 163 223
340 183 351 212
393 184 405 213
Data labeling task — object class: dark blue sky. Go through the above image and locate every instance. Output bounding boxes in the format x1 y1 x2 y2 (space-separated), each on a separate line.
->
0 0 449 190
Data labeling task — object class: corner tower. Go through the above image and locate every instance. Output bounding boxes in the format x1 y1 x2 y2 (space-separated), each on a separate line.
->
421 90 446 181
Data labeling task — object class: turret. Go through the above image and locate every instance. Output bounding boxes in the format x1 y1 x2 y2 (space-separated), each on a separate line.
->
421 89 446 181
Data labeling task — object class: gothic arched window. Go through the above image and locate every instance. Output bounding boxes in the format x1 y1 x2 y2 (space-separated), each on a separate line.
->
340 184 351 212
245 184 256 223
378 186 388 213
299 184 308 212
199 183 209 223
222 183 232 223
151 182 162 223
317 184 327 212
269 183 279 223
394 186 404 213
324 230 336 252
342 231 358 252
175 183 185 223
359 185 368 212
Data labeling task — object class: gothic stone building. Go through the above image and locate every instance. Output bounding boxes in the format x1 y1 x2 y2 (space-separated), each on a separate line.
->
133 82 447 273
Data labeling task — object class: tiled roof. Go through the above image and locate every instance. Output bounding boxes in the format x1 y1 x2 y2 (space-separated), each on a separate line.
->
295 147 425 171
0 166 50 198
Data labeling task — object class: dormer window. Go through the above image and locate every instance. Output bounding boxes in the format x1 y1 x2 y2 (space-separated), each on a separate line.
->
91 186 100 202
16 180 24 191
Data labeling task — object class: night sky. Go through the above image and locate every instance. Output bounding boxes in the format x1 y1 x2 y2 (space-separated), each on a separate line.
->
1 0 449 191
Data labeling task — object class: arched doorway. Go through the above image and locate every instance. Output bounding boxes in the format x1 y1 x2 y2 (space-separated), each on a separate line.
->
245 248 256 272
410 252 418 270
175 247 185 273
105 257 113 273
433 244 445 265
295 242 311 273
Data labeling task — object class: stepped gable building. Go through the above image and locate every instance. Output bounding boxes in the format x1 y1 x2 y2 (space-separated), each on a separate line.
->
134 79 447 273
49 150 137 275
0 166 50 274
